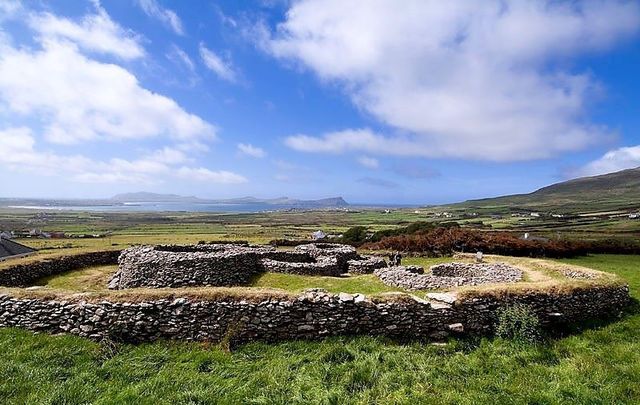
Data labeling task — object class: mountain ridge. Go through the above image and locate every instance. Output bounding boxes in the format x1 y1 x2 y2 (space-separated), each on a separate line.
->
447 167 640 213
111 192 349 207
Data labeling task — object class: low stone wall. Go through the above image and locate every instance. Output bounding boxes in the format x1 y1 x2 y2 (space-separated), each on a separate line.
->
347 256 388 274
261 256 343 276
111 245 266 289
0 251 120 287
374 262 523 291
0 284 629 343
112 243 385 289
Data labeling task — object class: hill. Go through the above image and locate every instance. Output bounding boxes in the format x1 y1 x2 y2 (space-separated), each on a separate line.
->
447 167 640 214
111 193 349 208
111 192 201 203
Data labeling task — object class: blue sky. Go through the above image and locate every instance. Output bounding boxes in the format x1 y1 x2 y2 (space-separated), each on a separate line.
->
0 0 639 204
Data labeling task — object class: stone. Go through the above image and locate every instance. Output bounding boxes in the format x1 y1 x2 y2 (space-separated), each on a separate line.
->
447 323 464 333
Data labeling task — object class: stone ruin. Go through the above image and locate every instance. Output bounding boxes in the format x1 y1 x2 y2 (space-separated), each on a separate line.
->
108 242 524 292
108 243 387 289
375 262 523 291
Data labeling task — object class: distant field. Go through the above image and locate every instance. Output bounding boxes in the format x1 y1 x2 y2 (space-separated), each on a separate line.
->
2 207 639 258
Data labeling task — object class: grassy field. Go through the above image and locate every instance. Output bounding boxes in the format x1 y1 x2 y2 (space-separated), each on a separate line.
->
0 254 638 404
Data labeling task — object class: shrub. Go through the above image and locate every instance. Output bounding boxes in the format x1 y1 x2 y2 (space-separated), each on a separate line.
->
495 304 541 344
341 226 368 244
362 227 588 258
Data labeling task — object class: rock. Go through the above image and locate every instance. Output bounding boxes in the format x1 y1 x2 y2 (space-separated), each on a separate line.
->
338 292 354 302
426 292 458 305
447 323 464 333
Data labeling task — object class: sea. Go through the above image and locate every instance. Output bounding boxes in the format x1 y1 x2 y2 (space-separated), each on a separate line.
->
5 202 419 213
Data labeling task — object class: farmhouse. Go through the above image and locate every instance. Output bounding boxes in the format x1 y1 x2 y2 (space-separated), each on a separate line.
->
0 236 36 261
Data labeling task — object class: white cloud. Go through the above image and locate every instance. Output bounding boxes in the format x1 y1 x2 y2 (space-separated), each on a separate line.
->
0 0 21 20
573 145 640 177
0 39 215 144
357 156 379 169
136 0 184 35
237 143 266 158
28 5 144 60
167 44 195 72
176 167 247 183
266 0 640 161
199 42 236 82
0 127 246 185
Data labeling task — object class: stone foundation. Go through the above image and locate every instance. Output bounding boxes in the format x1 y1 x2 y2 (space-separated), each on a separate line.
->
375 262 523 291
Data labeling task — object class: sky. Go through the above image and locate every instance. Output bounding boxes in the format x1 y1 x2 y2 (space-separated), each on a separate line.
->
0 0 639 204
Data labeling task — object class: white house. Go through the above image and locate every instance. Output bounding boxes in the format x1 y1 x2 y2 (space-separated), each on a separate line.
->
311 230 327 240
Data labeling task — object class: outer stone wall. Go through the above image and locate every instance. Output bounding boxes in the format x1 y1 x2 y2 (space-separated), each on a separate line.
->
0 284 629 343
0 251 120 287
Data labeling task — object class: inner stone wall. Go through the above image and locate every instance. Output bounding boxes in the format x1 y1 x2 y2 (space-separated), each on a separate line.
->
375 262 523 291
111 243 386 289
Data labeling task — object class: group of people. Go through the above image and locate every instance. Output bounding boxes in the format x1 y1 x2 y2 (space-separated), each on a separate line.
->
388 252 402 266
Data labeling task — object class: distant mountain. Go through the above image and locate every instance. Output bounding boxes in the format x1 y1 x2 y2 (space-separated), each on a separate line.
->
446 167 640 214
111 192 201 203
111 193 349 208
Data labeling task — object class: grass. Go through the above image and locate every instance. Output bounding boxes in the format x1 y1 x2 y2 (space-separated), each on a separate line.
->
33 265 407 295
0 254 638 403
251 272 402 295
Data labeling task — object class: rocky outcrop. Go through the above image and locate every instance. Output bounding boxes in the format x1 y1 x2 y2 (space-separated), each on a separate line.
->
374 262 523 291
0 284 629 344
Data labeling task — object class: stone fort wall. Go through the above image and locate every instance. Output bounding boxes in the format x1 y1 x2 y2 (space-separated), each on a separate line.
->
0 284 629 343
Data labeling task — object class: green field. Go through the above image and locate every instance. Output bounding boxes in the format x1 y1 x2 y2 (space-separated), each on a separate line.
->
0 254 638 404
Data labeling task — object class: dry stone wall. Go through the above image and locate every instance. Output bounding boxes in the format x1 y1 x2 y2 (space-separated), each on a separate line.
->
375 262 523 291
0 251 120 287
111 243 385 289
0 284 629 344
110 245 268 289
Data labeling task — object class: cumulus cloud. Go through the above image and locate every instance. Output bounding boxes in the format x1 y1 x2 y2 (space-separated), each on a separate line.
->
136 0 184 35
0 127 246 185
572 145 640 177
266 0 640 161
0 39 215 144
237 143 266 158
199 42 236 82
28 5 144 59
357 156 379 169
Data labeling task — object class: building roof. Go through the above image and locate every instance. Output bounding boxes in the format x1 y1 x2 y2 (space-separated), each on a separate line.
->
0 237 36 259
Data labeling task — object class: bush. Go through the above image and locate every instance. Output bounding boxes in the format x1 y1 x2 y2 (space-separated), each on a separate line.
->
362 227 588 258
341 226 369 244
495 304 541 344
